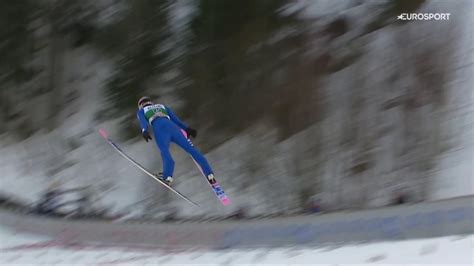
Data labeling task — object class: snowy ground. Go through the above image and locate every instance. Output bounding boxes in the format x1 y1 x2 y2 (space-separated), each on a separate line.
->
0 225 472 265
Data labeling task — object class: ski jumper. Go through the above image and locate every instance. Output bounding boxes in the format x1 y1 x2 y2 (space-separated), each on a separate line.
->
136 104 213 178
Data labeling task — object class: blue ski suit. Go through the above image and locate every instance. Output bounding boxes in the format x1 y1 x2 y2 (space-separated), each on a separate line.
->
137 103 213 178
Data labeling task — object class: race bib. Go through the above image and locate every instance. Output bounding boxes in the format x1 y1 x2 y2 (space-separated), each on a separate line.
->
143 104 170 122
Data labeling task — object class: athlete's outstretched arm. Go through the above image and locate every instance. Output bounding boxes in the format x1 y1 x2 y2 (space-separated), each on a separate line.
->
167 106 188 130
137 109 149 132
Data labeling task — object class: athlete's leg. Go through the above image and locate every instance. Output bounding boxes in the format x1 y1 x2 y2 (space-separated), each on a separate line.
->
153 126 175 177
170 126 214 176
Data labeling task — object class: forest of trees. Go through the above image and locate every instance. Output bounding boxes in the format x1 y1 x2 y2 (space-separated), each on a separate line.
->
1 0 469 214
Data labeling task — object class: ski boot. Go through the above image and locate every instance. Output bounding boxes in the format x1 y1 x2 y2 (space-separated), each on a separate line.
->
156 172 173 185
207 173 216 185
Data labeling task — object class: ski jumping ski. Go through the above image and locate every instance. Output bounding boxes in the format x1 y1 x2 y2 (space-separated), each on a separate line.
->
181 130 231 206
98 128 200 208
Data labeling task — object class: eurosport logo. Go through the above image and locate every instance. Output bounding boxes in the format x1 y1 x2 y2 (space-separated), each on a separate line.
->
397 13 450 21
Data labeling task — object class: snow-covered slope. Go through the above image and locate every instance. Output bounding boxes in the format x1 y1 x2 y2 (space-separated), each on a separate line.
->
0 0 472 218
0 224 472 265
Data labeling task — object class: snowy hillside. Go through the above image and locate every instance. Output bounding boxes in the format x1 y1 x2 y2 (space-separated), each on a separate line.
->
0 224 472 264
0 0 472 218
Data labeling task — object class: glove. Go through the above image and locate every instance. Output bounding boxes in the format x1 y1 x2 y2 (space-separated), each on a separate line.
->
142 130 152 142
185 127 197 138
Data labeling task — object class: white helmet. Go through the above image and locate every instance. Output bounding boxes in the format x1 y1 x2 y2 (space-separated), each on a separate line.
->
137 96 152 108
